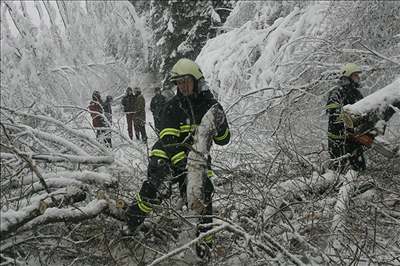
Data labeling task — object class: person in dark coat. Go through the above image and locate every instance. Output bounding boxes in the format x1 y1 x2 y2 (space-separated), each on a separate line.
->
150 87 166 132
125 59 231 258
133 87 147 142
102 95 113 147
103 95 113 125
88 90 110 147
326 63 365 172
121 87 136 140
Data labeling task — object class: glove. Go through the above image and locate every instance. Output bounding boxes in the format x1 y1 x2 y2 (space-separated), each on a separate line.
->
147 157 171 188
158 180 172 200
353 134 374 146
172 156 188 177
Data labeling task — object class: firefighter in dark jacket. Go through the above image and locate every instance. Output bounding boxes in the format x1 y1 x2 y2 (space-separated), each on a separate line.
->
121 87 136 140
150 87 166 132
125 58 231 258
326 63 365 172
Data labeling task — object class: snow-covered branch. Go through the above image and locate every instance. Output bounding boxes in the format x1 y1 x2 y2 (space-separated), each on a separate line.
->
343 77 400 117
1 106 110 154
1 186 87 240
21 200 109 231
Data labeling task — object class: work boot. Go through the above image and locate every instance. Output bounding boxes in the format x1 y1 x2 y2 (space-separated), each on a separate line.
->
121 224 138 236
122 204 146 236
196 241 211 260
196 234 213 259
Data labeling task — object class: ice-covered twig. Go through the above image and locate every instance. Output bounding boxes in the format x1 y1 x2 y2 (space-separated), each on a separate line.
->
149 220 306 266
357 42 400 66
328 170 358 250
148 222 229 266
262 170 342 222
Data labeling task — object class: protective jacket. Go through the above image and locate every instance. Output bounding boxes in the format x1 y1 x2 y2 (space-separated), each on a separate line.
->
326 76 365 171
133 92 146 122
152 89 230 165
127 86 231 230
326 76 363 140
102 99 112 124
88 97 105 128
121 94 135 113
150 93 166 117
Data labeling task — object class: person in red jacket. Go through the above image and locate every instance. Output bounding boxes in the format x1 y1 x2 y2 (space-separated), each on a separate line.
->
88 90 110 147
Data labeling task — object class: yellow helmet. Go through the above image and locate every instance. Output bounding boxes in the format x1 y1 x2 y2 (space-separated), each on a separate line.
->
170 58 203 81
341 63 362 77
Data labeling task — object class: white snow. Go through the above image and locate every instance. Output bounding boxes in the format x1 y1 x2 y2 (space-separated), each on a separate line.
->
196 2 329 100
186 104 218 214
210 7 221 23
343 77 400 115
167 18 174 33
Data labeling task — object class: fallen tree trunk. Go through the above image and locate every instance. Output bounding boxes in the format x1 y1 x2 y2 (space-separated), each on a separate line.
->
262 170 344 222
1 186 87 240
9 170 117 188
343 77 400 117
21 199 108 231
342 78 400 132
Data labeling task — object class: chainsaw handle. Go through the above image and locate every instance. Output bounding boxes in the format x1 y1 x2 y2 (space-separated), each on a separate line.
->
352 134 374 146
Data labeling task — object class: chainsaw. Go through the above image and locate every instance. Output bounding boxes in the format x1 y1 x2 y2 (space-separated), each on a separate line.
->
342 111 399 158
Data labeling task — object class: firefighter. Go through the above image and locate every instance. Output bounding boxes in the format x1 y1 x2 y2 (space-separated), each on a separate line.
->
125 58 231 258
326 63 366 172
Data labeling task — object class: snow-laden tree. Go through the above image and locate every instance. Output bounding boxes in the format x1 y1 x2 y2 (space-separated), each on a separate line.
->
1 1 151 109
1 1 400 265
195 1 400 264
148 0 232 88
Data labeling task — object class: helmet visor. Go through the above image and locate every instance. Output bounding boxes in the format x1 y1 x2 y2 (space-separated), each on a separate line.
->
170 74 192 84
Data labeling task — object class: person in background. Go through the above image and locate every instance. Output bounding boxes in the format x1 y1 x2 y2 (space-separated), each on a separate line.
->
326 63 365 172
103 95 113 125
102 95 113 147
150 87 166 132
121 87 136 140
88 90 108 146
133 87 147 142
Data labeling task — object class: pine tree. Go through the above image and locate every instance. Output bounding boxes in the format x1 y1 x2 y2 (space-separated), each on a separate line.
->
147 0 232 88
